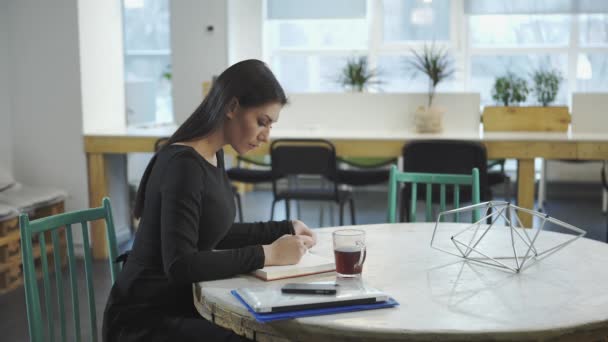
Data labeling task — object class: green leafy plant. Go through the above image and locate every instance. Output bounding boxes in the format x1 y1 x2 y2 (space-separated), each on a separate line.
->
337 56 381 92
491 72 530 106
162 64 172 81
407 44 455 108
531 68 562 106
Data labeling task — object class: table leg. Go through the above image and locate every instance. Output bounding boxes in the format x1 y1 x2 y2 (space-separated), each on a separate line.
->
87 153 110 259
517 158 535 228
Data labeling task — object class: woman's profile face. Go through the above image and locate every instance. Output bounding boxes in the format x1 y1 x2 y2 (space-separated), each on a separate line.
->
225 101 282 155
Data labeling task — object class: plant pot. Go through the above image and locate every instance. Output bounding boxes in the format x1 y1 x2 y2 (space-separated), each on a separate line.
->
414 106 444 133
482 106 570 132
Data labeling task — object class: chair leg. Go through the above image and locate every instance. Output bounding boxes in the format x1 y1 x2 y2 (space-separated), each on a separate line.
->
602 188 607 215
270 199 277 220
339 202 344 226
285 200 291 220
486 205 493 224
297 201 301 219
234 191 243 222
505 178 512 222
349 198 356 225
402 198 410 223
538 159 547 212
319 203 325 227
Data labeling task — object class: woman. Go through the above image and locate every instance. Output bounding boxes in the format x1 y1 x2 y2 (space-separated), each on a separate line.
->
102 59 316 341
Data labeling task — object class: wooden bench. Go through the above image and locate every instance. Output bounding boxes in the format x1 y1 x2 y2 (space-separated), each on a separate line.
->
0 200 66 294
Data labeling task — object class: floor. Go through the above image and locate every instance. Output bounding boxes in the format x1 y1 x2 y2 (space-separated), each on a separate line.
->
1 185 606 341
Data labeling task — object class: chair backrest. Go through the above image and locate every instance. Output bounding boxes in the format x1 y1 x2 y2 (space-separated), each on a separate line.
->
388 165 480 223
402 140 489 200
20 197 119 342
236 155 271 168
270 139 338 196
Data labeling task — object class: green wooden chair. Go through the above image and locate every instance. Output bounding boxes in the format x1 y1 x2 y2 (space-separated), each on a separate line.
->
20 197 119 342
388 165 480 223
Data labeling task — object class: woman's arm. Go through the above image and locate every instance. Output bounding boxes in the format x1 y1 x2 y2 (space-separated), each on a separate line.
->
215 220 294 249
217 220 318 249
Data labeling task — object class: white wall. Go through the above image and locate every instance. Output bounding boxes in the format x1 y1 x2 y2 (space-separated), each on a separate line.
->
171 0 228 124
7 0 88 214
78 0 126 133
228 0 263 64
276 92 481 135
77 0 131 245
0 0 13 173
5 0 131 252
546 92 608 182
546 161 604 182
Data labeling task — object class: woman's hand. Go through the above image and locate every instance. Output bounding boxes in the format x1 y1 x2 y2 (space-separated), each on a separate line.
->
292 219 317 248
262 234 313 266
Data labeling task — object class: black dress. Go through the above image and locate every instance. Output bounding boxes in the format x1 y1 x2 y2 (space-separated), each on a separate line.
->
102 145 294 341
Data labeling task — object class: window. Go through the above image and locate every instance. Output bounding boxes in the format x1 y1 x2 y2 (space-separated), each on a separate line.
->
576 53 608 91
577 15 608 91
264 0 454 93
579 14 608 47
382 0 451 43
264 0 368 92
263 0 608 99
469 15 571 47
468 11 608 105
122 0 173 125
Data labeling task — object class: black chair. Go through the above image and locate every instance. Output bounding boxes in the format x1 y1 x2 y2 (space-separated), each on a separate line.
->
270 139 355 226
334 157 396 186
226 156 275 222
331 157 395 223
400 140 491 222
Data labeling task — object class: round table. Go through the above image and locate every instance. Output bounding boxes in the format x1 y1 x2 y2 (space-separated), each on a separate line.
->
193 223 608 341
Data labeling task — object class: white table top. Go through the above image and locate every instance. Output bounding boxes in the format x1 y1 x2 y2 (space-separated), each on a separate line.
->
194 223 608 341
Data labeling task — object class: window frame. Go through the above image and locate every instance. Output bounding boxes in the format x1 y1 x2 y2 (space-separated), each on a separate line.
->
262 0 608 97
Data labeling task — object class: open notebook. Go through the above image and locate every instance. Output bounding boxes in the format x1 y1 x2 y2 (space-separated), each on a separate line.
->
252 252 335 281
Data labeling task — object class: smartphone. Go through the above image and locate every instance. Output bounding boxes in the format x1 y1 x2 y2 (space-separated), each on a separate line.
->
281 283 338 295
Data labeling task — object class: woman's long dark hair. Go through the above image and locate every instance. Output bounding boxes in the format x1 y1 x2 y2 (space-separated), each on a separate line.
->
133 59 287 218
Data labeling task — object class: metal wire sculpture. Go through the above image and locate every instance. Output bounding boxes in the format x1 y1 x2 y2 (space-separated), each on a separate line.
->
430 201 586 273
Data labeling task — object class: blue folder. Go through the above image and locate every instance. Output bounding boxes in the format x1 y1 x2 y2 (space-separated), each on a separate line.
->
231 290 399 323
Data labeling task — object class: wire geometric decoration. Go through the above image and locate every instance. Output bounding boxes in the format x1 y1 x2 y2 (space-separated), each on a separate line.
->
430 201 586 273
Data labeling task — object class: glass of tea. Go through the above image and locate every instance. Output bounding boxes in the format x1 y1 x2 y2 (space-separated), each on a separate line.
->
332 229 366 277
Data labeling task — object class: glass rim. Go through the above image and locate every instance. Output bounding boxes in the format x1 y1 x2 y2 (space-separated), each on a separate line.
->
333 228 365 237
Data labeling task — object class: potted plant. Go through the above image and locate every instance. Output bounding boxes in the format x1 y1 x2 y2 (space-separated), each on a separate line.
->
337 56 381 92
483 69 569 132
162 63 172 81
407 44 454 133
532 68 561 106
491 72 529 107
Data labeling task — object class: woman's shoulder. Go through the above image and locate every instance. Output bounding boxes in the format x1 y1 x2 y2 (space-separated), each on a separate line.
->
155 146 208 191
160 144 204 162
158 145 207 174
